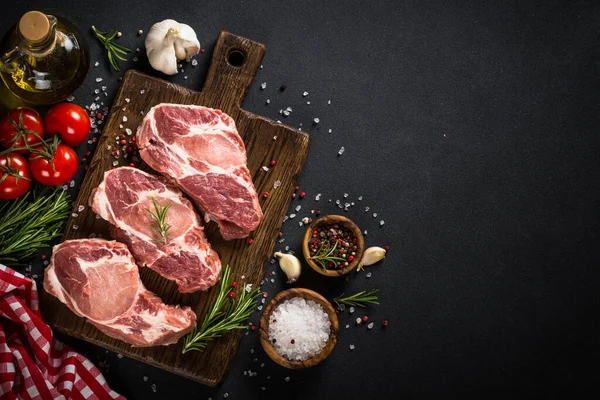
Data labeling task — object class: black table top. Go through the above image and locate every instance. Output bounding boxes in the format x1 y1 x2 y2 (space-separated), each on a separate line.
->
1 0 598 398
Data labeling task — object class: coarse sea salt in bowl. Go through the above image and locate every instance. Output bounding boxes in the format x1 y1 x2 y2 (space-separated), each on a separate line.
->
259 288 339 369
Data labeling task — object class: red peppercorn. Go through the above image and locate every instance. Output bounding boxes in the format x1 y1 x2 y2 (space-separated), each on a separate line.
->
81 158 87 163
129 163 135 167
270 160 276 166
251 325 256 331
290 338 295 344
229 292 235 298
278 232 283 237
294 186 299 191
384 245 390 251
347 255 355 262
96 112 102 119
120 139 127 145
299 191 306 198
263 291 268 298
127 146 133 152
131 137 136 142
84 165 89 170
362 316 369 322
41 254 47 261
85 151 91 157
247 238 253 244
231 281 237 287
263 192 269 198
382 320 389 327
92 137 97 143
201 48 205 53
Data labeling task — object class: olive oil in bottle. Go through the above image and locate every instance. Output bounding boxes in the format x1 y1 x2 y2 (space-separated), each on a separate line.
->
0 11 89 105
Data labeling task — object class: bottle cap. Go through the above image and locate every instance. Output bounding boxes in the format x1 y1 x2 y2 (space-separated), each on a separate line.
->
19 11 50 43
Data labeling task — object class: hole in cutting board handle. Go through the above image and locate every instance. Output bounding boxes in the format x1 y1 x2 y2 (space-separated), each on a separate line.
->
227 49 245 67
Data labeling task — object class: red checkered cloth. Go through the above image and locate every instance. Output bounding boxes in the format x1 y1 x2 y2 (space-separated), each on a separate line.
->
0 264 125 400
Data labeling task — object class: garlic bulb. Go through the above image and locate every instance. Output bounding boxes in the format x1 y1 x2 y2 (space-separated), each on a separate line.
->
357 246 386 271
274 252 302 283
145 19 200 75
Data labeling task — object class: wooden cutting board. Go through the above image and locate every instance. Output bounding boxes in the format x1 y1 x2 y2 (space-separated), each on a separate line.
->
41 31 310 386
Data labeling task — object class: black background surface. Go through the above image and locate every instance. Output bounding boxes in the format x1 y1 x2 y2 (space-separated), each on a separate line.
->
1 0 599 398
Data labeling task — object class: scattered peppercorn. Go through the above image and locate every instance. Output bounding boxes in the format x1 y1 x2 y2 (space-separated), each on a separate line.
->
384 245 390 251
228 291 235 298
248 238 253 244
137 29 143 35
263 192 269 198
231 281 237 287
270 160 276 166
41 254 47 261
251 325 256 331
290 339 295 344
120 139 127 145
280 84 287 92
96 112 102 119
299 191 306 198
278 232 283 237
362 316 369 322
382 320 389 327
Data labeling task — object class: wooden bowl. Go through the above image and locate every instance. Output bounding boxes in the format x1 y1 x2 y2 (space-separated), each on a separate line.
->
259 288 339 369
302 215 365 277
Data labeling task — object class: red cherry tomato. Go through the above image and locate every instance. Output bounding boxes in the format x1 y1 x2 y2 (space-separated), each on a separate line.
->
0 108 45 154
45 103 91 147
29 144 78 186
0 152 31 200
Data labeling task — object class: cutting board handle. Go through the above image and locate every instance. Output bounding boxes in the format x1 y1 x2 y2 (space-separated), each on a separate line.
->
203 31 266 106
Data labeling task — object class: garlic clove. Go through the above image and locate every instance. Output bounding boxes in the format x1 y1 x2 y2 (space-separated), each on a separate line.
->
145 19 200 75
274 252 302 283
357 246 386 271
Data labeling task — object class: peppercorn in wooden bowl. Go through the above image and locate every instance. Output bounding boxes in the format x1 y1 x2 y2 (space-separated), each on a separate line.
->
259 288 339 369
302 215 365 277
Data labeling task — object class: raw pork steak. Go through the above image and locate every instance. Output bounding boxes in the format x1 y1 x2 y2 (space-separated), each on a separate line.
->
91 167 221 292
137 104 263 240
44 239 196 347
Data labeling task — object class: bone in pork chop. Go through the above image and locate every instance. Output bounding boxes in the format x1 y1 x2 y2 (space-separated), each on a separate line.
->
43 239 196 347
91 167 221 292
136 104 263 240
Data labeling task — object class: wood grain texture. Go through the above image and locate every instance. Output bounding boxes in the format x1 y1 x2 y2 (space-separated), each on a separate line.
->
302 215 365 277
40 31 310 386
259 288 339 369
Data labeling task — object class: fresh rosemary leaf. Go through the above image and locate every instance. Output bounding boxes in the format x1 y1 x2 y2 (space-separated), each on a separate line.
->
182 265 261 353
334 289 380 308
145 197 172 244
0 187 70 266
91 26 131 71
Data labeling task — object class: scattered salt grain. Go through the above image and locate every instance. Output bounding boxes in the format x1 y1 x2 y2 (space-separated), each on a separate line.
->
315 193 321 201
289 213 296 219
143 376 148 382
349 344 355 350
151 384 157 392
284 376 291 382
328 100 331 104
122 116 128 122
367 322 374 330
328 129 332 134
338 146 345 155
366 272 372 278
245 284 253 292
261 166 269 172
346 324 350 329
306 101 311 105
380 220 385 226
273 180 281 189
78 205 85 212
266 99 271 105
117 353 123 359
67 95 75 102
302 91 308 97
301 217 309 225
192 59 198 67
268 297 331 361
94 61 99 67
140 89 145 94
358 196 363 200
71 213 78 218
295 205 301 212
349 307 355 314
344 193 348 198
356 317 361 325
69 180 75 188
95 78 103 82
94 89 100 94
223 393 229 398
260 82 267 90
125 98 130 103
364 230 368 235
313 118 320 124
364 206 370 212
373 213 378 217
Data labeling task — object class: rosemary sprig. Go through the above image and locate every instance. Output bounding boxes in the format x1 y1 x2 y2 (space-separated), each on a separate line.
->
334 289 380 308
91 26 131 71
310 240 346 270
145 197 171 244
182 265 261 353
0 187 70 266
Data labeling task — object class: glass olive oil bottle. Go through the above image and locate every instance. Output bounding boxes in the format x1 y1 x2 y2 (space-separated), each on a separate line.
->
0 11 89 105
